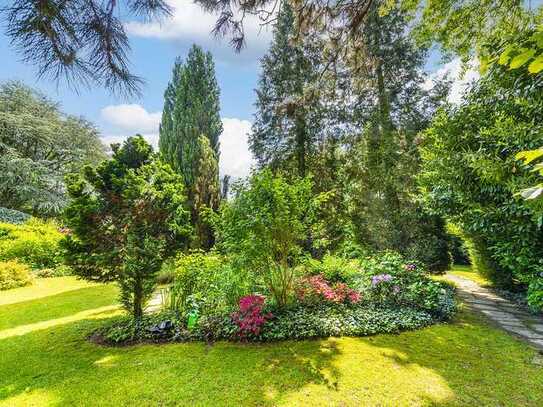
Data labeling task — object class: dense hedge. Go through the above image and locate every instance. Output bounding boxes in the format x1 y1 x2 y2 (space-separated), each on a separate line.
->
419 66 543 310
0 219 65 269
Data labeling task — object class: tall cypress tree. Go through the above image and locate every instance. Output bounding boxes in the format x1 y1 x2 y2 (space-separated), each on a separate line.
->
159 44 222 248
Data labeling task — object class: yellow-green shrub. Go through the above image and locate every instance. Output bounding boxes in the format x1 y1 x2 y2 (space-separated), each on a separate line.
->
0 260 33 290
0 219 64 268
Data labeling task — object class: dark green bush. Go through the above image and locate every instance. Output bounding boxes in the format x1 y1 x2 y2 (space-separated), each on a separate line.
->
419 66 543 308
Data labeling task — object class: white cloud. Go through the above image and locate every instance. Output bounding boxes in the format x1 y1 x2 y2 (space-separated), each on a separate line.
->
100 104 254 178
100 104 161 134
125 0 273 64
425 58 480 104
220 118 255 178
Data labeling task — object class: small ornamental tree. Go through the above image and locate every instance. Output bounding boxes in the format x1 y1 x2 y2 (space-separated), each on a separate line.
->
213 169 326 307
63 136 192 319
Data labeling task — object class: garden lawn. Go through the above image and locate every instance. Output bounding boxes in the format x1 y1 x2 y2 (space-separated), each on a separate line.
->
449 264 492 287
1 278 542 406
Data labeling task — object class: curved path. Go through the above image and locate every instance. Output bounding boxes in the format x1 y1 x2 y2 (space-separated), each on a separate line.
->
445 273 543 351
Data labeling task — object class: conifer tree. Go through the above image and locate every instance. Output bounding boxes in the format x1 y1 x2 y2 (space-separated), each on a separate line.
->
250 3 323 177
159 45 222 248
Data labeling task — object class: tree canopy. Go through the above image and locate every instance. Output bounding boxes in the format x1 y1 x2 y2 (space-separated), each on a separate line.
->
0 81 105 216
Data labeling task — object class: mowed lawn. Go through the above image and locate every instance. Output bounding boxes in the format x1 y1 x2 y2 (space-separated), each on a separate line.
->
1 277 542 406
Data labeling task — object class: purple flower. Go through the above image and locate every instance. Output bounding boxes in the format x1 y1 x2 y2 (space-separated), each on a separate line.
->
404 263 417 271
392 285 401 295
371 273 393 286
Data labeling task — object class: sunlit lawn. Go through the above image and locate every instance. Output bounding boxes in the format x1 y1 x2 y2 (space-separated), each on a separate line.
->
1 277 542 406
449 264 492 287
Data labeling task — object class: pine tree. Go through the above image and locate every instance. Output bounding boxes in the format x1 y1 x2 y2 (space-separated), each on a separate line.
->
159 44 223 248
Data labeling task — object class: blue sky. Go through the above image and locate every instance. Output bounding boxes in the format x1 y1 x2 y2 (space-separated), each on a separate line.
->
0 0 477 178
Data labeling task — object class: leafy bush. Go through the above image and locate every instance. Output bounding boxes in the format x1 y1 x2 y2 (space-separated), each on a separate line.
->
302 254 360 283
168 251 251 315
33 265 73 278
295 274 361 305
231 295 273 339
0 207 30 224
213 169 325 307
0 219 64 268
156 259 176 285
0 260 33 290
419 64 543 309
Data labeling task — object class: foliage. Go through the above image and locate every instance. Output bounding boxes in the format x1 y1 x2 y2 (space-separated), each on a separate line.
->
0 82 106 216
0 207 30 224
231 295 273 339
213 169 325 307
250 2 326 178
2 0 171 95
167 251 251 316
302 254 360 283
419 65 543 308
159 45 222 248
0 260 33 290
62 136 192 319
0 219 64 268
33 265 73 278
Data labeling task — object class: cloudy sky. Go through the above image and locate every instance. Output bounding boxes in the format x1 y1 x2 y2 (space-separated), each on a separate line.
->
0 0 476 178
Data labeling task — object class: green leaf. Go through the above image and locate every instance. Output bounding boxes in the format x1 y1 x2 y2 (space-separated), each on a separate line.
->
515 148 543 164
528 54 543 74
509 49 537 69
498 44 516 65
530 31 543 48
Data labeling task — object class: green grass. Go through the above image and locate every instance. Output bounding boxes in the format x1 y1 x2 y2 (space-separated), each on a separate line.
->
1 278 542 406
449 264 492 287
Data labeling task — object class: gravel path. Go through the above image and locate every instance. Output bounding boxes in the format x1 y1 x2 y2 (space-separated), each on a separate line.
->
445 273 543 351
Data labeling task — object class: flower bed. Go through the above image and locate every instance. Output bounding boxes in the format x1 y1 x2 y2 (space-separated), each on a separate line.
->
94 251 456 345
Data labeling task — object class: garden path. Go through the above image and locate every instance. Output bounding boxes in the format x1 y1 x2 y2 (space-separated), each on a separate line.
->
445 273 543 351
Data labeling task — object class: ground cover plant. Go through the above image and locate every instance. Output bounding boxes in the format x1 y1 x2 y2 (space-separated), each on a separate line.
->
1 277 542 406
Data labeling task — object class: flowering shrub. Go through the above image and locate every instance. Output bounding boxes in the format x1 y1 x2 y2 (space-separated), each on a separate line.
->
296 274 361 304
231 295 272 339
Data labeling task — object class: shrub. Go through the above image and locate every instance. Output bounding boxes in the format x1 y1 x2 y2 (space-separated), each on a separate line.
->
33 265 73 278
302 254 360 283
295 274 361 305
156 259 176 285
0 260 33 290
0 219 64 268
212 169 326 308
168 251 253 317
231 295 272 339
0 207 30 224
63 136 192 319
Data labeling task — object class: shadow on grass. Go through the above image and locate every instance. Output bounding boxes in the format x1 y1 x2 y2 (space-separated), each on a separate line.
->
0 316 343 406
1 298 542 405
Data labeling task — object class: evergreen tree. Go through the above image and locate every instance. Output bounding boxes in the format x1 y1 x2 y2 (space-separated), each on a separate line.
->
159 45 223 248
250 3 323 178
343 5 452 270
